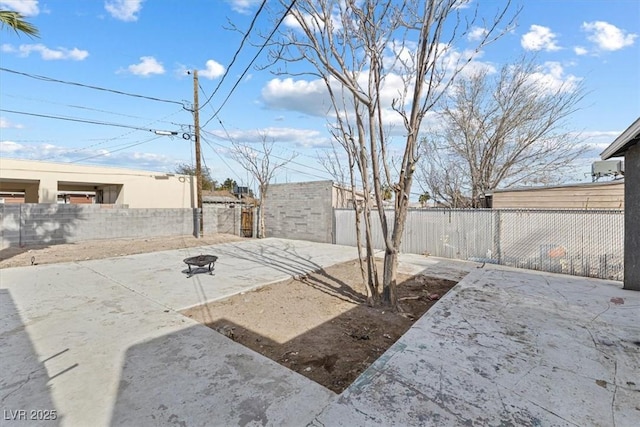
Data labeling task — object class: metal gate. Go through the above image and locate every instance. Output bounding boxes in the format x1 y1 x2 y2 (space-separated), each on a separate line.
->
241 207 253 237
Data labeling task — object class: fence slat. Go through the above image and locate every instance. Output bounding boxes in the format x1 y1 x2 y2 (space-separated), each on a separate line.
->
334 208 623 280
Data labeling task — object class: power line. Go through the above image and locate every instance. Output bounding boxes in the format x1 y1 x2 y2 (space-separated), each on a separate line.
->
39 109 187 161
203 122 336 179
3 166 178 177
0 67 187 108
70 135 162 163
4 92 183 126
198 0 267 111
0 108 178 133
199 133 245 183
200 129 332 182
200 0 298 129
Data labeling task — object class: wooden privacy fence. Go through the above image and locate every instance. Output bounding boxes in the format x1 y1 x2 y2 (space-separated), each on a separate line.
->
334 208 624 281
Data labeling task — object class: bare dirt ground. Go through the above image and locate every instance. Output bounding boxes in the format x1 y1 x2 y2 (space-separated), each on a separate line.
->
182 259 457 393
0 234 244 269
2 235 458 393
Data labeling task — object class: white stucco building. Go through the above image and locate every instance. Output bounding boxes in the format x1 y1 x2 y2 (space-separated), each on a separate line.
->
0 158 196 208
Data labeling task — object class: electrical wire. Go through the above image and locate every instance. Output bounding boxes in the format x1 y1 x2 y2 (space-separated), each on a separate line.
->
199 133 245 183
38 109 187 161
3 92 183 126
0 108 177 133
200 0 298 129
69 135 162 163
198 0 267 111
200 131 332 182
2 166 175 177
203 121 336 179
0 67 187 108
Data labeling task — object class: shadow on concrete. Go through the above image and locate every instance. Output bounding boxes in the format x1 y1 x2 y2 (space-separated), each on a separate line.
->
0 289 62 425
214 241 366 303
108 324 333 427
0 204 85 266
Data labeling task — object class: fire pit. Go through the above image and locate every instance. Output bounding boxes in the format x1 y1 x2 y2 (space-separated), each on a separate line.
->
183 255 218 278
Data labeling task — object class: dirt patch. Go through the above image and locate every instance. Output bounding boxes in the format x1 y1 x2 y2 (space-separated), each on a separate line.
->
0 234 244 269
3 235 458 392
182 259 457 393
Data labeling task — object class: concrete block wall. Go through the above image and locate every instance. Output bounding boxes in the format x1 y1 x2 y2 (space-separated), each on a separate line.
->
263 181 334 243
0 204 246 248
203 205 242 237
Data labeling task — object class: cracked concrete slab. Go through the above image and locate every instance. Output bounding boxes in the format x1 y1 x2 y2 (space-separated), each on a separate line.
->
79 238 361 311
311 268 640 426
2 238 639 426
1 239 356 426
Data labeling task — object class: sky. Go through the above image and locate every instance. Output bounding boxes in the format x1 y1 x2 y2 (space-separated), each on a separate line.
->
0 0 638 194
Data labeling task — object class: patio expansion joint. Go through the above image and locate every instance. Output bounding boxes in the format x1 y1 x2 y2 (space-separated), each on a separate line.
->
73 261 177 313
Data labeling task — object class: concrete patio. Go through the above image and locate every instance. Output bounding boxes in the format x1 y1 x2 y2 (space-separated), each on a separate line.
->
1 238 639 426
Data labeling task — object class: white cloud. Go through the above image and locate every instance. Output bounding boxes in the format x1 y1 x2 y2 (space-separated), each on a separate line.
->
0 0 39 16
521 25 561 51
0 140 185 171
261 49 493 136
2 43 89 60
283 14 302 30
0 140 24 153
579 130 622 152
454 0 473 9
226 0 262 14
206 127 332 149
574 46 588 56
262 78 332 117
199 59 225 79
105 0 144 22
582 21 637 51
122 56 165 76
467 26 488 42
0 117 24 129
527 61 581 94
283 8 343 34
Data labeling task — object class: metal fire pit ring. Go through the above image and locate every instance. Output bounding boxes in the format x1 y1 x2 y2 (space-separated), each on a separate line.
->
183 254 218 278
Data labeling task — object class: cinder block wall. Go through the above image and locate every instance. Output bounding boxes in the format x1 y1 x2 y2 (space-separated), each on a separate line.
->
263 181 334 243
0 204 245 248
203 205 243 236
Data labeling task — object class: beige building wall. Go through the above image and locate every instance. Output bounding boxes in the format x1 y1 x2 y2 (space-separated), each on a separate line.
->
0 158 196 209
492 180 624 209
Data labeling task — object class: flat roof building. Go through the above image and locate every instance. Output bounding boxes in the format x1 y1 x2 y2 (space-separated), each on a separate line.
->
490 180 624 210
0 158 196 209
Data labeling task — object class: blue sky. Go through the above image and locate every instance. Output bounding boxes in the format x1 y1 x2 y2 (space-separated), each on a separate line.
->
1 0 638 192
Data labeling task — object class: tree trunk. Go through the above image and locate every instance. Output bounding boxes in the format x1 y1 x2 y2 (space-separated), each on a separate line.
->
259 186 267 238
362 204 379 302
381 248 398 307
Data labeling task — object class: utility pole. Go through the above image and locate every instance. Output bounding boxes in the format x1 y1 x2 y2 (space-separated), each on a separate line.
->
192 70 203 237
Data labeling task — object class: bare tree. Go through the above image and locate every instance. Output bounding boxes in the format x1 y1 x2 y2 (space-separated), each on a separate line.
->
318 80 382 305
270 0 515 309
418 138 471 207
230 133 297 238
420 57 586 207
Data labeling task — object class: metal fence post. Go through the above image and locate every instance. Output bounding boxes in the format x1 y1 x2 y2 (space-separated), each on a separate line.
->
494 209 502 264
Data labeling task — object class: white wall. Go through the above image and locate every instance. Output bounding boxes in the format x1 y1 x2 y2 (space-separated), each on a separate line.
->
0 158 196 208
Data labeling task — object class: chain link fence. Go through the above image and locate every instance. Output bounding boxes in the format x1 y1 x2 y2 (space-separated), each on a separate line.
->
334 208 624 280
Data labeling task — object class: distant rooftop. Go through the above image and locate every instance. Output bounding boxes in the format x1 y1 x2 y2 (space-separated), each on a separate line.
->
490 179 623 194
